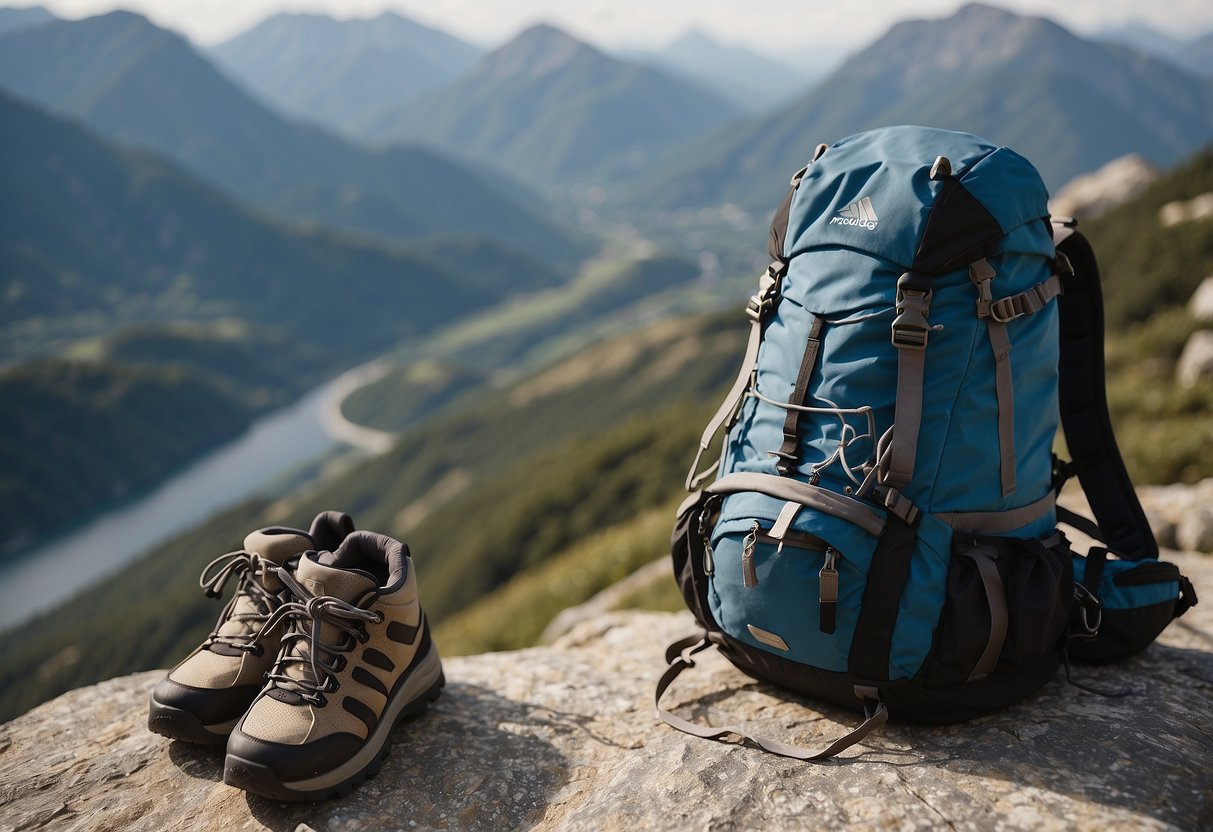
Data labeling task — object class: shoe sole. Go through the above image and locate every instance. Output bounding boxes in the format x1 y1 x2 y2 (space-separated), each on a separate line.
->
148 699 238 746
223 642 444 801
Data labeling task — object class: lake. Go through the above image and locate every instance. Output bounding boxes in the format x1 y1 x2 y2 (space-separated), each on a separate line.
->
0 375 345 632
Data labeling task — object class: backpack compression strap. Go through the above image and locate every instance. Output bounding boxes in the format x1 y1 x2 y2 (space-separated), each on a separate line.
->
1053 221 1158 560
655 633 888 761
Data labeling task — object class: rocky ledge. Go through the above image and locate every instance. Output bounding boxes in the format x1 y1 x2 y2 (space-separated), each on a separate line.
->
2 551 1211 832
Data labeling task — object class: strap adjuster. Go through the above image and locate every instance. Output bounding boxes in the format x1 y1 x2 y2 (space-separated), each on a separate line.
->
746 261 786 322
892 273 932 350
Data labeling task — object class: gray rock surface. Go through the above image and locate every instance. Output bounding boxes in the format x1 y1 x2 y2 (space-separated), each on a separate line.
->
2 553 1211 832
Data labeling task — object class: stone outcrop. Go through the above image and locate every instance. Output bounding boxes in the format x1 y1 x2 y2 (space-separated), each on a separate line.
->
2 551 1211 831
1049 154 1159 220
1138 480 1213 553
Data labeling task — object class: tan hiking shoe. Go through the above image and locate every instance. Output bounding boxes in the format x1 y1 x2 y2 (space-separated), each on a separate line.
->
223 530 444 801
148 511 355 744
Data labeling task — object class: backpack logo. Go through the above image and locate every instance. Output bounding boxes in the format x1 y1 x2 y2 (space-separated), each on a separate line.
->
829 196 878 230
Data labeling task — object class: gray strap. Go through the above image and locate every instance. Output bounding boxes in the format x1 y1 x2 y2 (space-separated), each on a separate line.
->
685 261 786 491
655 634 888 761
883 345 926 489
963 547 1008 681
987 318 1017 497
707 472 886 537
769 501 801 540
935 490 1055 534
685 316 761 490
989 275 1063 323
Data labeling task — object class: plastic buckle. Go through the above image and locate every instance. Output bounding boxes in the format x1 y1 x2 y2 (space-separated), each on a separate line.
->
969 259 995 318
891 274 932 350
746 262 785 322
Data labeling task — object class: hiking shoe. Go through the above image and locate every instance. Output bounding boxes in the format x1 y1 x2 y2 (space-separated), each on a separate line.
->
148 511 356 745
223 531 444 801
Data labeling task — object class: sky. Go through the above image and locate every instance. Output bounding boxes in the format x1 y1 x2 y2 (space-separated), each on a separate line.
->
34 0 1213 52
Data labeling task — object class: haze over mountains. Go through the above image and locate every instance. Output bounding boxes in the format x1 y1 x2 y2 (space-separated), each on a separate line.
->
0 11 579 260
210 11 483 133
622 3 1213 211
360 23 744 184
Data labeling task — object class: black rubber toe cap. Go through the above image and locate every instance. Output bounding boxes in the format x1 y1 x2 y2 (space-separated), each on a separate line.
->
151 676 260 725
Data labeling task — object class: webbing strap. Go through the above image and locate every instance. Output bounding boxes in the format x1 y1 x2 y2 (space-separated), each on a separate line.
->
987 318 1017 496
884 347 926 489
707 472 886 537
685 316 762 491
774 316 826 476
963 547 1008 681
989 275 1063 323
1054 224 1158 560
655 634 888 761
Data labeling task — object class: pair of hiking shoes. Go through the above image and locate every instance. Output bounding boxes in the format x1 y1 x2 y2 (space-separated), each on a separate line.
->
147 511 444 802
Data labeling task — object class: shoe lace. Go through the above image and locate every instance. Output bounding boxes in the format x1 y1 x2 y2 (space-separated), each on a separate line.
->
258 567 382 706
198 550 280 653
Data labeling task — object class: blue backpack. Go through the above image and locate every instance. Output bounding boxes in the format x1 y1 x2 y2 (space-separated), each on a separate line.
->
659 126 1198 758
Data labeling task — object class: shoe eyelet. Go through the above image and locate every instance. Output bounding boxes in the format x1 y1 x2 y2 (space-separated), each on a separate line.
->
372 613 384 624
249 643 264 657
333 656 347 672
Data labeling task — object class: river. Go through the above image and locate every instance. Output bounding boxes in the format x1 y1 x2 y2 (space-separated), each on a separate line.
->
0 372 360 632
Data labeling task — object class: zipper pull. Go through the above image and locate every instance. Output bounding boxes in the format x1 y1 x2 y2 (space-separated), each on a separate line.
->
699 508 714 576
819 547 839 634
742 522 759 588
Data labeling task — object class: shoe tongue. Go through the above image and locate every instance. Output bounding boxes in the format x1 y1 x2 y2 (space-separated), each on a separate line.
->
295 553 379 604
244 528 315 565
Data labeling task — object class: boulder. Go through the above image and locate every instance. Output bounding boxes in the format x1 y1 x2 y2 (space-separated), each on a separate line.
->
1177 330 1213 388
1 553 1210 832
1049 154 1159 220
1191 276 1213 323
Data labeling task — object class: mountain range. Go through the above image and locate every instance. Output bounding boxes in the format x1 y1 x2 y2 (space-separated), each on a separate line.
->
0 92 566 362
359 23 744 184
210 11 483 133
623 28 813 113
0 11 581 260
620 3 1213 210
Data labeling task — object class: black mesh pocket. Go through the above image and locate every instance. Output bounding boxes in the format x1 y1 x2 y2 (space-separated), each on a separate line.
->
926 534 1072 688
671 492 719 632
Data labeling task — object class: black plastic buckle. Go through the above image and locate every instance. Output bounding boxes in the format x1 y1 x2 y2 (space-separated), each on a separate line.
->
891 273 932 350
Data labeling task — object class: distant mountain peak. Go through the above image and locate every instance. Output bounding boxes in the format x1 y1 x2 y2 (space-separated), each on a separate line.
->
480 23 601 80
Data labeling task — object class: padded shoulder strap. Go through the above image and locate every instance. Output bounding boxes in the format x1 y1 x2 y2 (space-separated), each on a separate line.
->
1053 221 1158 560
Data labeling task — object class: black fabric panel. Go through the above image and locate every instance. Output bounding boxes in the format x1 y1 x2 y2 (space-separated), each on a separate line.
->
768 179 799 261
775 317 827 475
912 178 1004 275
670 492 720 633
848 517 917 681
1056 229 1158 560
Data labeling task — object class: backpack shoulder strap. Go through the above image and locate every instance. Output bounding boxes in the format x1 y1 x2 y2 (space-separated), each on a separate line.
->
1053 220 1158 560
